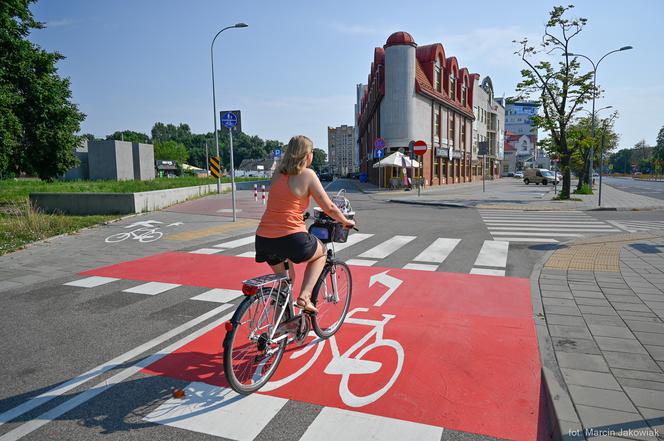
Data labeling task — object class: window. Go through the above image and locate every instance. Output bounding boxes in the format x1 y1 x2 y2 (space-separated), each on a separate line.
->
434 58 442 92
448 113 456 147
460 119 466 148
461 79 467 106
434 106 441 140
449 71 456 100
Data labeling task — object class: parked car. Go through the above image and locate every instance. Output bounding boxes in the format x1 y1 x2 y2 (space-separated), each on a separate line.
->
523 168 558 185
319 172 333 182
503 172 515 177
514 171 524 179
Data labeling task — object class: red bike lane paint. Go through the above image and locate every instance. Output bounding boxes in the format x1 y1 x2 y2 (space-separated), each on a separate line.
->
82 253 543 440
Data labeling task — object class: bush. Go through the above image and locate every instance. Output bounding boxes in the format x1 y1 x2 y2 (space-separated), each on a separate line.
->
574 184 593 195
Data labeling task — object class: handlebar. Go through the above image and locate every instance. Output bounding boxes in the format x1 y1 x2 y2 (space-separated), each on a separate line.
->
304 211 357 231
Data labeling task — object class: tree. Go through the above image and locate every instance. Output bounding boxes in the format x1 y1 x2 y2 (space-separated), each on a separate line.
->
609 149 631 174
154 140 188 165
311 148 327 172
0 0 86 180
514 5 595 199
106 130 150 143
654 125 664 171
80 133 101 142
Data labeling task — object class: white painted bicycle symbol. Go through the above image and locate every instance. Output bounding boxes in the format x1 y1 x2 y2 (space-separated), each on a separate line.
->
261 271 405 408
104 220 183 244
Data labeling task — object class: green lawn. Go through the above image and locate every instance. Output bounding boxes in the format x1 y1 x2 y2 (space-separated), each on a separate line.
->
0 176 253 255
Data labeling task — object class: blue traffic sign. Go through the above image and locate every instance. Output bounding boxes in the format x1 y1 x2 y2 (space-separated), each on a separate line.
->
375 148 384 159
374 137 385 150
221 112 238 128
274 149 282 158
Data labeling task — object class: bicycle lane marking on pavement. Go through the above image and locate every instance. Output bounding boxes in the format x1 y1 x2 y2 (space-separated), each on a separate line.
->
78 253 543 440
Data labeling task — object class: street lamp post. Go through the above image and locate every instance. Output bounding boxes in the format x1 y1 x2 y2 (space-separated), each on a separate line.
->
211 23 248 201
563 46 632 187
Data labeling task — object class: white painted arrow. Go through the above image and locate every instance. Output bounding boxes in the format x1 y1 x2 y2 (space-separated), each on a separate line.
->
167 222 184 227
369 270 403 307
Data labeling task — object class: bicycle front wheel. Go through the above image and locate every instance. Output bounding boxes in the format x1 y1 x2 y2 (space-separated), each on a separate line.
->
311 261 352 338
223 291 289 394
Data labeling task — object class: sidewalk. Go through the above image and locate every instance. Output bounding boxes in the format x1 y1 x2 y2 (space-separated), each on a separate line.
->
534 231 664 440
350 179 664 211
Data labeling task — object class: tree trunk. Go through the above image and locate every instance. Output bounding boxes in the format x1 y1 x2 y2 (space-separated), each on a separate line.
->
560 153 571 199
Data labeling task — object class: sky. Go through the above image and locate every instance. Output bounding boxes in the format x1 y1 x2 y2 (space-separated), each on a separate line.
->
30 0 664 154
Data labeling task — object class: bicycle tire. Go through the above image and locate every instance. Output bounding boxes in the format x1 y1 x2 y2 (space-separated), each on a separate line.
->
223 290 289 394
138 231 163 243
311 261 352 338
105 232 130 243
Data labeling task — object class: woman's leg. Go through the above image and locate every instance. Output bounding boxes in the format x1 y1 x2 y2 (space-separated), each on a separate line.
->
269 260 295 290
297 241 326 312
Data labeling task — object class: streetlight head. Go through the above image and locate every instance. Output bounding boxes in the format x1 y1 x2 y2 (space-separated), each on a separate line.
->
563 52 577 56
235 23 248 28
619 45 633 51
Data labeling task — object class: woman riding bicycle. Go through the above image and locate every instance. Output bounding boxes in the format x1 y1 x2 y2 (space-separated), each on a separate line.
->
255 135 355 314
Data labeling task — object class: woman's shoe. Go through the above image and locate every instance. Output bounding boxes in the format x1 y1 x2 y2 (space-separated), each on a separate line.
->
296 297 318 314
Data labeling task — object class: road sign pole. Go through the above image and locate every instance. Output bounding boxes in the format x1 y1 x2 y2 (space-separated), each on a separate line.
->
229 128 237 222
482 155 486 193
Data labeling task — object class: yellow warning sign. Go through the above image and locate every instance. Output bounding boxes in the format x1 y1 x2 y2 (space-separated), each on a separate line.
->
209 156 221 178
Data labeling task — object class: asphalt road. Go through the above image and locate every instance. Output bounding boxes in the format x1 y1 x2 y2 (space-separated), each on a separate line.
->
1 184 663 441
601 176 664 200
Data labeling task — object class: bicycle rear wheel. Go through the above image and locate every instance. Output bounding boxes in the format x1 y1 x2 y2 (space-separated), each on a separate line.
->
223 290 289 394
311 261 352 338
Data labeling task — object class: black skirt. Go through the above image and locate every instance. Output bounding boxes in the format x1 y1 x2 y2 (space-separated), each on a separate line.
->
255 232 320 266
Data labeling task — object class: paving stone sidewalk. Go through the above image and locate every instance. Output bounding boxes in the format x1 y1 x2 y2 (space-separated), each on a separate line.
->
536 231 664 440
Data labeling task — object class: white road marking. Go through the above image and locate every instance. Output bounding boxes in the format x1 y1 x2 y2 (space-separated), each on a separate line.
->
191 288 242 303
403 263 438 271
491 232 584 237
0 309 235 441
496 237 559 243
123 282 181 295
484 221 609 225
488 227 619 232
358 235 416 259
470 268 506 277
144 381 287 441
346 259 377 267
474 240 509 268
300 407 443 441
412 238 460 263
237 251 256 258
330 233 374 252
0 304 232 431
213 235 254 249
189 248 223 255
64 276 119 288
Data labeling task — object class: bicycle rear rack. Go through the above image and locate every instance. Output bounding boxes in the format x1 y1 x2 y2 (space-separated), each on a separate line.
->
242 273 288 288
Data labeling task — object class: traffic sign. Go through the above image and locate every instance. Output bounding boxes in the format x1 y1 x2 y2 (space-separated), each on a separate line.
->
209 156 221 178
374 137 385 150
375 148 384 159
221 112 237 128
413 140 427 156
274 149 282 158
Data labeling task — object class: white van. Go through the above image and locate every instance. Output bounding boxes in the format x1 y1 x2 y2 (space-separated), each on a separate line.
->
524 168 559 185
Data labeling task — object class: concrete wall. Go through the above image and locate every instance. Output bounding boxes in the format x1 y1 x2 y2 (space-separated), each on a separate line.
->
63 148 89 180
30 183 233 215
132 143 155 180
413 94 432 144
88 140 134 181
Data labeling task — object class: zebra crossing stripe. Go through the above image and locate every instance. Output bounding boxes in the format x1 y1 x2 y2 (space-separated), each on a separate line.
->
495 237 558 243
491 232 584 237
412 238 461 263
213 235 254 249
144 381 287 440
488 227 619 232
346 259 377 267
358 235 416 259
299 407 443 441
123 282 181 295
64 276 119 288
470 268 506 277
237 251 256 258
474 240 509 268
403 263 438 271
330 233 373 252
191 288 242 303
189 248 223 255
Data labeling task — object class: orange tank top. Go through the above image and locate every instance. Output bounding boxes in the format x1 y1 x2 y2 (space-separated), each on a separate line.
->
256 173 310 238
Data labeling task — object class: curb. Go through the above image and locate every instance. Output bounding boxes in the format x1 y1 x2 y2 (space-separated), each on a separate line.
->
385 199 469 209
530 245 585 441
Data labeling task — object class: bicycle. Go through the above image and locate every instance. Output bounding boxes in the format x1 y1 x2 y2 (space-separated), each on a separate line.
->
223 209 354 395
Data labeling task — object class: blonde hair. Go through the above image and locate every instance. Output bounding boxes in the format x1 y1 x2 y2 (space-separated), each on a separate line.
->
278 135 313 175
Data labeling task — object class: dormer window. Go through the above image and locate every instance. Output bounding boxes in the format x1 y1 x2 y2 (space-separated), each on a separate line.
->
434 58 442 92
449 71 456 100
461 79 467 106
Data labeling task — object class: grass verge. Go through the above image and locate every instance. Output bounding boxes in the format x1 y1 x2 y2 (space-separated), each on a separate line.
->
0 200 117 255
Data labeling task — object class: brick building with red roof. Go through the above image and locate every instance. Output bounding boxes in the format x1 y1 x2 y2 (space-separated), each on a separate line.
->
355 31 481 187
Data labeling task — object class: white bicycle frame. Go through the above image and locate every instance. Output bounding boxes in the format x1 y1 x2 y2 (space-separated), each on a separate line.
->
261 307 404 408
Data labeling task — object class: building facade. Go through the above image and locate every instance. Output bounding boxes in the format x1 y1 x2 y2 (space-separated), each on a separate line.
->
473 77 504 178
356 32 478 187
501 99 547 172
328 125 356 177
